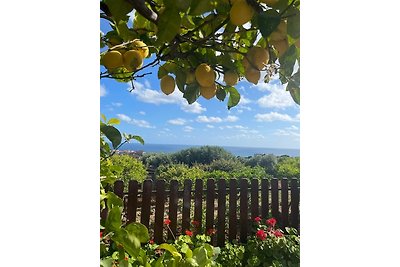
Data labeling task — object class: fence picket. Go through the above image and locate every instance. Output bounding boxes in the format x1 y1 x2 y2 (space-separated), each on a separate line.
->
290 178 300 232
127 180 139 223
251 179 259 220
206 179 216 244
281 178 289 228
168 180 179 240
141 179 153 228
194 179 203 234
271 178 279 222
154 180 166 243
261 179 269 219
182 180 192 233
239 179 249 243
228 179 238 241
217 179 226 247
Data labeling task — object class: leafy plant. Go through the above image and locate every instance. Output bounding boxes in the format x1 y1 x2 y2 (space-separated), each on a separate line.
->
110 154 148 186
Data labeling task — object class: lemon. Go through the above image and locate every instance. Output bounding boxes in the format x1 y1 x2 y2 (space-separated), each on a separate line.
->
224 71 239 86
130 40 149 58
245 67 260 85
123 50 143 72
271 39 289 56
186 71 196 84
230 1 254 26
200 84 217 99
195 63 215 87
269 20 287 41
102 51 124 70
160 75 176 95
243 56 250 70
247 46 269 70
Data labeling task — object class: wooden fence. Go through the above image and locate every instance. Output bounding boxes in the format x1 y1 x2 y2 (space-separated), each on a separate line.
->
102 178 300 246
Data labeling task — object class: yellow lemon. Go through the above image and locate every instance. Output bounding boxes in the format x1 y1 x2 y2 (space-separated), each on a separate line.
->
247 46 270 70
224 71 239 86
271 39 289 56
195 63 215 87
160 75 175 95
230 1 254 26
123 50 143 72
102 51 124 70
131 40 149 58
200 84 217 99
245 67 260 85
243 56 250 70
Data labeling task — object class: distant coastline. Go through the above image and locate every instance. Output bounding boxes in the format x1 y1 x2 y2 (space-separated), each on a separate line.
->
120 143 300 157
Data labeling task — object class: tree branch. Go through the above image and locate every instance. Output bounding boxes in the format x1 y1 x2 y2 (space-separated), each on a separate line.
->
127 0 158 24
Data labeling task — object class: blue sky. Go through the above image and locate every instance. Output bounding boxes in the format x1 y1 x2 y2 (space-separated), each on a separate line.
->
100 19 300 149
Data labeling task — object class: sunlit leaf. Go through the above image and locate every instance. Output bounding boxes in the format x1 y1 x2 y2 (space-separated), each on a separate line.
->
226 86 240 110
156 7 181 44
100 125 122 149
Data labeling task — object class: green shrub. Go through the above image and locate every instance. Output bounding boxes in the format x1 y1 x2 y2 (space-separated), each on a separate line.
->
206 158 245 172
216 242 245 267
110 154 148 186
244 154 278 175
140 152 174 169
173 146 235 166
156 164 206 186
231 165 271 180
275 157 300 179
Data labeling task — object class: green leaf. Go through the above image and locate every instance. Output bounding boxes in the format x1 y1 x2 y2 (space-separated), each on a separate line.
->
258 10 281 39
116 21 136 42
279 45 298 77
287 82 300 105
175 69 187 93
104 0 134 23
100 125 122 149
189 0 214 16
158 66 168 79
193 247 209 267
216 87 226 101
124 134 145 145
287 8 300 39
125 222 150 243
107 118 120 125
226 87 240 110
106 192 123 209
115 228 141 257
100 258 114 267
183 84 200 104
156 7 181 44
105 206 122 232
176 0 192 11
101 114 107 123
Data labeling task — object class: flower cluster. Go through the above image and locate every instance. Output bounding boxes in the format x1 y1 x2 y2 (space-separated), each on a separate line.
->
253 217 284 240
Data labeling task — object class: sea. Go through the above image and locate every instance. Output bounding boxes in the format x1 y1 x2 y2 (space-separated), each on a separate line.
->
120 143 300 157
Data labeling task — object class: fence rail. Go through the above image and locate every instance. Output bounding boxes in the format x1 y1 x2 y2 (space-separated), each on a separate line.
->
102 178 300 245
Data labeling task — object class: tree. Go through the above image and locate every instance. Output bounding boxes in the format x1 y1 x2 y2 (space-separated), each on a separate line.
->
100 0 300 110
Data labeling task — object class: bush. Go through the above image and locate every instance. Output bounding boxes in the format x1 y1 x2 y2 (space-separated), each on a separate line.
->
156 164 206 187
140 152 174 169
244 154 278 175
216 242 245 267
173 146 235 166
231 165 271 180
110 154 148 186
275 157 300 179
206 158 245 172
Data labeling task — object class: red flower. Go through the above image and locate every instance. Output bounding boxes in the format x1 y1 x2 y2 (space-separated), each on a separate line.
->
149 239 154 244
266 218 277 227
256 229 267 240
207 228 216 235
274 230 284 237
100 231 103 238
185 230 193 237
124 256 128 261
191 220 200 227
164 218 171 225
254 216 262 223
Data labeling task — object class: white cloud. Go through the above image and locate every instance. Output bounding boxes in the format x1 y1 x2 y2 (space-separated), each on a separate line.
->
183 126 194 132
130 81 206 114
139 111 146 115
255 82 295 109
111 102 123 107
116 113 155 128
197 116 223 123
196 115 240 123
168 118 186 125
274 125 300 137
100 84 107 97
255 112 294 122
225 115 239 122
206 124 215 128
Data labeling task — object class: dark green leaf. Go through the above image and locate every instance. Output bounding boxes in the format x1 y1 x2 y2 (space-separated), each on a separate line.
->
104 0 133 23
287 8 300 39
156 7 181 44
183 84 200 104
100 125 122 149
125 134 145 145
158 66 168 79
226 87 240 110
176 0 192 11
175 69 187 93
258 10 281 39
189 0 214 16
216 87 227 101
279 45 298 77
288 85 300 105
125 222 150 243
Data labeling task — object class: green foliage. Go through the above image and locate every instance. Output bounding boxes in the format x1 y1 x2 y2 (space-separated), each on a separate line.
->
156 164 205 186
141 152 174 169
173 146 235 166
275 156 300 179
216 242 245 267
110 154 148 185
206 158 245 172
244 154 278 175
